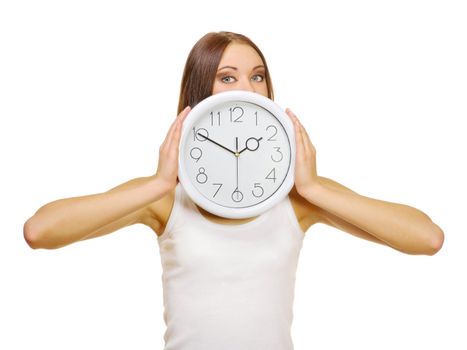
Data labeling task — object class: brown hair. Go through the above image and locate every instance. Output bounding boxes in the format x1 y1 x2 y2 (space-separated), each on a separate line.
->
177 31 274 113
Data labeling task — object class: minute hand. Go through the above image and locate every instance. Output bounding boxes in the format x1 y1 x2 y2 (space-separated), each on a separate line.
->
197 133 236 155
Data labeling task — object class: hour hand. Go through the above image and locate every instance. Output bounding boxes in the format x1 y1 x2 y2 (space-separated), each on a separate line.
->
238 136 263 155
197 132 236 155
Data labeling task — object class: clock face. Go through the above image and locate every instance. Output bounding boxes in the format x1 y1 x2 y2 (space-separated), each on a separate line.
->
179 91 295 219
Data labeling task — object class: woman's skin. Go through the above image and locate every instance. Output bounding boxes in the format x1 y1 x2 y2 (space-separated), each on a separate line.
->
23 43 444 255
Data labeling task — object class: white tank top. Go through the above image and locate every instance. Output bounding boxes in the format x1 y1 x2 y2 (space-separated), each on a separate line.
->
157 183 305 350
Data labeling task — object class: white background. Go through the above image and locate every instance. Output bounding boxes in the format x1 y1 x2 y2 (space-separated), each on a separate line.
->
1 0 466 349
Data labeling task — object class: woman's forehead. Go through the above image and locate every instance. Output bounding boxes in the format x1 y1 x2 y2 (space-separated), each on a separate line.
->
218 43 264 69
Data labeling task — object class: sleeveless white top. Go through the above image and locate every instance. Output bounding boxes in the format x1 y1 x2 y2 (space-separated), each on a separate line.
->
157 183 305 350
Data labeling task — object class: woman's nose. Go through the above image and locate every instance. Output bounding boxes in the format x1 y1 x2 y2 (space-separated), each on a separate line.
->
237 78 255 93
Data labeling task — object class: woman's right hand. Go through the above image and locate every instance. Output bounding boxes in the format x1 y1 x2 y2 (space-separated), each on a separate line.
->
154 106 191 191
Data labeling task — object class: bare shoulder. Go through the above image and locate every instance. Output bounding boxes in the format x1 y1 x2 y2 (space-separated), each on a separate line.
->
141 186 176 236
288 186 325 233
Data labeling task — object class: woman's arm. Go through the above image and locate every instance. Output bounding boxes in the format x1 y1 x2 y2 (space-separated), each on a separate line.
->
23 176 171 249
304 176 444 255
286 109 444 255
23 106 190 249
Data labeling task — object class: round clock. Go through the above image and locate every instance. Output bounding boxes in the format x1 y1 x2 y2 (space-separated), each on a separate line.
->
178 90 296 219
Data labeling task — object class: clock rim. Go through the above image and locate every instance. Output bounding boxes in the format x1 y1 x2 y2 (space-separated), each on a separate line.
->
178 90 296 219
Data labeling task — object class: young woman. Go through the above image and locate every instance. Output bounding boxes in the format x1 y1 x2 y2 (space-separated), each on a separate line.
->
23 31 444 349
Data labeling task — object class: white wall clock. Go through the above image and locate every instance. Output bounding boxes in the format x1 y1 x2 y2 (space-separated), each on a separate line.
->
178 90 296 219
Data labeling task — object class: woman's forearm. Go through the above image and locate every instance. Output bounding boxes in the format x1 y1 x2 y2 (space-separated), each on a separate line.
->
302 179 444 255
23 175 171 249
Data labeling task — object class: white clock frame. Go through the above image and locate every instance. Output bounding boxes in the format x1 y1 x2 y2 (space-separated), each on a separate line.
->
178 90 296 219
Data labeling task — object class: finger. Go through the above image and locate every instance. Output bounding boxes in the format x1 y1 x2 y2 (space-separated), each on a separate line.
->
162 106 191 162
286 108 305 160
167 106 191 151
299 121 315 156
179 106 191 123
161 106 190 152
299 114 316 152
287 108 315 156
160 119 178 153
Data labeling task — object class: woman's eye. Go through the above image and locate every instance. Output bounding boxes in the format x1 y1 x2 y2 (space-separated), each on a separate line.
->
221 76 236 83
251 74 264 82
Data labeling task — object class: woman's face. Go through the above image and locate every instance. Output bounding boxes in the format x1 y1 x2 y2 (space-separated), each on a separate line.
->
212 43 268 97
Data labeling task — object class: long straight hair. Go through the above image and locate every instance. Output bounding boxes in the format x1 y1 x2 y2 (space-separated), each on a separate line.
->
177 32 274 114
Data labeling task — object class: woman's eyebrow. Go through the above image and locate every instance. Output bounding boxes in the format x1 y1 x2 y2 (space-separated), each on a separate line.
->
217 66 237 72
217 65 265 72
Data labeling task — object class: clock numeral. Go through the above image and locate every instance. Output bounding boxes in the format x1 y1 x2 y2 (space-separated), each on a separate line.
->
190 147 203 162
212 183 223 197
231 188 244 202
196 167 208 184
193 127 209 142
229 106 244 123
265 168 277 183
266 125 278 141
210 111 221 126
254 111 259 126
252 183 264 198
271 147 283 162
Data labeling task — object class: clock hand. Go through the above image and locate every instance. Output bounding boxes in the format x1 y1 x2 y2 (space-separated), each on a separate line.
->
196 132 236 155
231 136 244 203
235 137 239 190
238 136 263 155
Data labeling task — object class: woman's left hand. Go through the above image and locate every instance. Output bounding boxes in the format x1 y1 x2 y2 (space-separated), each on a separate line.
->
286 108 320 196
